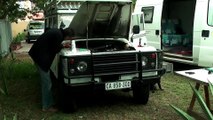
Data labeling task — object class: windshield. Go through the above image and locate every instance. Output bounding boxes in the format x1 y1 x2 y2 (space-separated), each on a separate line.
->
69 1 132 39
29 22 44 29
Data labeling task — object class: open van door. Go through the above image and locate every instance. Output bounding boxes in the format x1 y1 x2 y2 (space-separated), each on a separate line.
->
130 12 146 48
134 0 164 49
195 0 213 67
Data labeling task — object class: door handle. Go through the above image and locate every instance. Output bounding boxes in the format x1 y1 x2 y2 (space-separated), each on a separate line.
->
155 30 160 35
202 30 209 37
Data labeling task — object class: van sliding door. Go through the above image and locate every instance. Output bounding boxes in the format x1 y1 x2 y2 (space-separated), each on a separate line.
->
134 0 164 49
197 0 213 67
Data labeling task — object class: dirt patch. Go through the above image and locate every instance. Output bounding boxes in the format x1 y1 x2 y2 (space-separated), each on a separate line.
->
14 53 30 58
5 52 32 62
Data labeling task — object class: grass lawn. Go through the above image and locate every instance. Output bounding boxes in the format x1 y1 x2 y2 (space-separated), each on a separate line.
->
0 53 210 120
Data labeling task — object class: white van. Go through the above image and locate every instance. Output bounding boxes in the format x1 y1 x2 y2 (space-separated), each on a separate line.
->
134 0 213 67
44 0 82 29
25 20 44 43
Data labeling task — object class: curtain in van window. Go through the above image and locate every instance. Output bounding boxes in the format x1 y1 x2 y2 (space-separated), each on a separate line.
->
208 0 213 25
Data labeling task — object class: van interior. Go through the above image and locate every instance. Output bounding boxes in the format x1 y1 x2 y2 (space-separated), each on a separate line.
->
161 0 196 58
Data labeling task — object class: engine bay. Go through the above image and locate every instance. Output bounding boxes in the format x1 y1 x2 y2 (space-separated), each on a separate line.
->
75 39 135 52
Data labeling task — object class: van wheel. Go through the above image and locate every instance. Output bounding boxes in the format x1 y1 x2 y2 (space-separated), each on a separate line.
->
132 82 150 104
26 33 31 43
26 39 30 43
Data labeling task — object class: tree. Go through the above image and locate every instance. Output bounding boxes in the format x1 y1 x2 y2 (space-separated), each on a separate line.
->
132 0 137 4
0 0 27 22
0 0 46 22
31 0 46 11
131 0 137 9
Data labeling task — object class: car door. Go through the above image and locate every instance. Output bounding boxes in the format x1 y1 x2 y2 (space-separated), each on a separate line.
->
195 0 213 67
134 0 164 49
129 12 146 48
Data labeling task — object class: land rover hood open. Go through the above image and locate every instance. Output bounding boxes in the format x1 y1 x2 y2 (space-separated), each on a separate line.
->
49 0 165 113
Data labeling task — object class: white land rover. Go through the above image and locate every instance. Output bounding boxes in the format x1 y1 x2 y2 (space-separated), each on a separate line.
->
48 0 165 113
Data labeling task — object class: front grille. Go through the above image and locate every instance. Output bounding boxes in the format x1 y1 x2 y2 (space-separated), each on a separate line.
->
92 52 139 75
34 31 42 33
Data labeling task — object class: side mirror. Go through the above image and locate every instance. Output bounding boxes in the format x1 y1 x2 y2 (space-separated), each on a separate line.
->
132 25 140 34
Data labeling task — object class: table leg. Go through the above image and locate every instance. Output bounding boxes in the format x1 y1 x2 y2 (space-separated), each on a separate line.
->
187 83 200 112
204 85 211 109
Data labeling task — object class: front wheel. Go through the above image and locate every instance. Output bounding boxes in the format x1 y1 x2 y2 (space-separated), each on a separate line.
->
26 33 31 43
59 83 77 113
132 82 150 104
51 70 77 113
26 38 30 43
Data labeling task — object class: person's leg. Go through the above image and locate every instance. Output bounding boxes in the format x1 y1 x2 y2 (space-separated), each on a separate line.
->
36 65 55 110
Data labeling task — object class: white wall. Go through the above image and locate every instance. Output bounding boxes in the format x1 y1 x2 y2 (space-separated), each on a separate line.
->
0 19 12 57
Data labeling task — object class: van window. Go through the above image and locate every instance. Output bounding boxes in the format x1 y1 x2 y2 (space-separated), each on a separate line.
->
208 0 213 26
29 22 44 29
141 7 154 23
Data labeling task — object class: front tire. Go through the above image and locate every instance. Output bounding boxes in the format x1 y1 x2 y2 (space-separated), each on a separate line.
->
26 33 31 43
50 70 77 113
57 62 78 113
132 82 150 104
59 83 77 113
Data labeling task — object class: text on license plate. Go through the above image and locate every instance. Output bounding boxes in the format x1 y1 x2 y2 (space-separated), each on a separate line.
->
105 81 131 90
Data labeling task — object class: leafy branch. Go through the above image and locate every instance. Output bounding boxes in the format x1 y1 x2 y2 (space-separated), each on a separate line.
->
0 0 27 22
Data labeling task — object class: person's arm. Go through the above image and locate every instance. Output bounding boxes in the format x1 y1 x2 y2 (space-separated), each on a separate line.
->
61 40 71 48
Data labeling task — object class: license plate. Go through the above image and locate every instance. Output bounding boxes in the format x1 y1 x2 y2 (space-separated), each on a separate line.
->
105 81 131 90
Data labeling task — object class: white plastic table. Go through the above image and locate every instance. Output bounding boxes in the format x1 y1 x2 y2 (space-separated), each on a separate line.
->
175 68 213 114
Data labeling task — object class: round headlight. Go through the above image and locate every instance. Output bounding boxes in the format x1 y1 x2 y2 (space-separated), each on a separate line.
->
77 61 87 72
142 56 148 67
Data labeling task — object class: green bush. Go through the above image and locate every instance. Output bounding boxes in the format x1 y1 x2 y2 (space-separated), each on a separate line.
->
0 56 37 96
12 32 25 43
